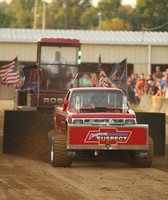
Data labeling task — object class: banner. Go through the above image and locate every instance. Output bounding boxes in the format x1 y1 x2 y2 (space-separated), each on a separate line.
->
109 58 127 91
21 65 42 93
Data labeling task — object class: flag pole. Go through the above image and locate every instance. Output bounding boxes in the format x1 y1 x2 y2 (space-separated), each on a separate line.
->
125 58 128 97
37 64 40 107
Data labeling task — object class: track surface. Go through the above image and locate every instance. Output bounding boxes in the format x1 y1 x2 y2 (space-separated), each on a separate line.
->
0 102 168 200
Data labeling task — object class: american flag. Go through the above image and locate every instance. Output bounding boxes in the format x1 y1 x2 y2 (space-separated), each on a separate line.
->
0 57 19 86
98 55 110 87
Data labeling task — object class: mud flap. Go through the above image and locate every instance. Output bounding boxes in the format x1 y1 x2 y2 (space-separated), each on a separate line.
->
136 112 165 156
3 110 54 154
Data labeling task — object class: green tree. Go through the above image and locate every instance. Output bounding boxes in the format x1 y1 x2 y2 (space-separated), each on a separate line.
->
118 5 138 31
80 7 99 29
96 0 135 31
46 0 92 29
1 0 167 31
97 0 122 20
102 17 132 30
0 1 11 27
136 0 168 31
6 0 36 28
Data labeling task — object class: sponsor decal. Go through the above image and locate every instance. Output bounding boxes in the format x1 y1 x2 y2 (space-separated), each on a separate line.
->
43 98 57 104
84 127 132 144
43 97 63 104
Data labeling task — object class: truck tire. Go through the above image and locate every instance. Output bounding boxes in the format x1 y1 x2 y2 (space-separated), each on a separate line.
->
131 136 153 168
50 134 72 167
48 129 57 141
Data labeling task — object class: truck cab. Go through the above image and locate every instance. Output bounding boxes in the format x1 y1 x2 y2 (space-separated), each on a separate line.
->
15 38 81 110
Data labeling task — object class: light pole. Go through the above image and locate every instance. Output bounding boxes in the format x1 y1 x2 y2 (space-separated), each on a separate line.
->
97 12 102 30
63 0 68 29
33 0 38 29
42 0 46 29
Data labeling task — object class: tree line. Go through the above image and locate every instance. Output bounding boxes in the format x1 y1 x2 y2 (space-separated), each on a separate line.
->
0 0 167 31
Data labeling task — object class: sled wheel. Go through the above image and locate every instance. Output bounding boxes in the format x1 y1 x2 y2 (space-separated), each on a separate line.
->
50 134 72 167
131 136 153 168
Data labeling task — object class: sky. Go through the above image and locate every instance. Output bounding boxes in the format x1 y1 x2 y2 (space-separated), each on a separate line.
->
92 0 136 7
120 0 136 7
1 0 137 7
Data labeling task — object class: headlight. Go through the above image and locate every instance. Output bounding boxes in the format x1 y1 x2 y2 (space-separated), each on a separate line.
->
125 119 136 125
72 119 83 124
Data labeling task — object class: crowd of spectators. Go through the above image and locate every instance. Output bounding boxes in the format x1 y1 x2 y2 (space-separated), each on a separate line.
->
76 66 168 106
127 66 168 105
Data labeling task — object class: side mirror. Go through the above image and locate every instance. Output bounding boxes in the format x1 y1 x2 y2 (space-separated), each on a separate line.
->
62 100 69 111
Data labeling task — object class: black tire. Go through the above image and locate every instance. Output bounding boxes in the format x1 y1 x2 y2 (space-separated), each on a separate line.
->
131 136 153 168
50 134 72 167
40 130 57 163
48 129 57 141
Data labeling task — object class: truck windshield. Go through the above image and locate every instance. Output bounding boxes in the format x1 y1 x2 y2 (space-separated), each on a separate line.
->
69 90 123 109
39 45 79 90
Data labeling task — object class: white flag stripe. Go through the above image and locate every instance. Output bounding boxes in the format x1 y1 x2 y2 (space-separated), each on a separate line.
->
2 80 18 84
5 79 19 84
3 71 19 80
0 64 15 77
1 68 14 79
99 71 109 87
6 74 19 81
0 60 15 69
1 75 19 84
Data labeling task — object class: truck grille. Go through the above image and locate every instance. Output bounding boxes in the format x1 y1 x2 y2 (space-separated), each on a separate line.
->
72 118 126 126
84 118 124 125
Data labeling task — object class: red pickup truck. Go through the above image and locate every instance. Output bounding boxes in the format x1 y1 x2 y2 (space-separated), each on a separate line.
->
48 87 153 167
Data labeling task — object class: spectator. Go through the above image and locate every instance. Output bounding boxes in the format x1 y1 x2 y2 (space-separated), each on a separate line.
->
129 73 139 104
134 77 140 104
140 73 145 80
79 73 91 87
130 73 137 87
134 73 139 80
90 73 99 87
152 66 163 81
146 73 153 95
135 74 148 100
163 81 168 98
154 80 162 96
127 77 135 104
160 72 168 96
163 68 168 74
148 80 158 96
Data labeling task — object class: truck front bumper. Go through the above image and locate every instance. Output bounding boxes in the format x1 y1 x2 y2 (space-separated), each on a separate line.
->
67 124 149 151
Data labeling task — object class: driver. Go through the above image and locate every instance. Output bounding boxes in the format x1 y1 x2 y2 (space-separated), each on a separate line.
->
88 93 110 107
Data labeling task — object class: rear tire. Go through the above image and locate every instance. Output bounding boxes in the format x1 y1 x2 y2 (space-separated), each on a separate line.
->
50 134 72 167
131 136 153 168
48 129 57 141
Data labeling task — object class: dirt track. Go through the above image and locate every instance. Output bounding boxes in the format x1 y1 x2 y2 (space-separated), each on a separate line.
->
0 102 168 200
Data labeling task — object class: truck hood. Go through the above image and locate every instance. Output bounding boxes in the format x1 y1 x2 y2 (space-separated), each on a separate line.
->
68 112 136 119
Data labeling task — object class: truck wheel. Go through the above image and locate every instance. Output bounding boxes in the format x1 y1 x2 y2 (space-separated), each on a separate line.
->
131 136 153 168
48 129 57 141
40 130 57 163
50 134 72 167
